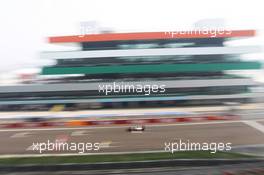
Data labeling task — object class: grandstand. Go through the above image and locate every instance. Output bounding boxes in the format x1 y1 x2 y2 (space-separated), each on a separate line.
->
0 29 262 111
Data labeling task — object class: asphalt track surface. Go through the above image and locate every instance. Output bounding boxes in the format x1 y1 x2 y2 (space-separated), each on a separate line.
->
0 119 264 155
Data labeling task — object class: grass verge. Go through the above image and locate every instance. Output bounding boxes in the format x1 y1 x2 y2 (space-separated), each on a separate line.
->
0 151 254 165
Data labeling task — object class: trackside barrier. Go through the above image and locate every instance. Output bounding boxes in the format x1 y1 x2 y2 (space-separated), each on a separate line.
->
0 115 239 128
0 159 262 173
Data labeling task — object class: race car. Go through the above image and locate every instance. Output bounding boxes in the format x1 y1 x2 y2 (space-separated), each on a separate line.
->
127 125 146 132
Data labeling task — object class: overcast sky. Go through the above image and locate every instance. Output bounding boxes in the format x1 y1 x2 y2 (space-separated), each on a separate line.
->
0 0 264 74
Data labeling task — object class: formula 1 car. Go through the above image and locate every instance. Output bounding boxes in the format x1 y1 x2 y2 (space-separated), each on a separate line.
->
127 125 146 132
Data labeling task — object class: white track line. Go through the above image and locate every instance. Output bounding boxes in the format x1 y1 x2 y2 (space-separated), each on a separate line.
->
10 132 32 138
232 144 264 149
243 121 264 134
71 130 91 136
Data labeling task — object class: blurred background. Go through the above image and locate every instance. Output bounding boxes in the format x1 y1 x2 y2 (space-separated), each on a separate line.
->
0 0 264 174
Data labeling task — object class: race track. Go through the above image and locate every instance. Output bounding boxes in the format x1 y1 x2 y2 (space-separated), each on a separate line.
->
0 119 264 155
